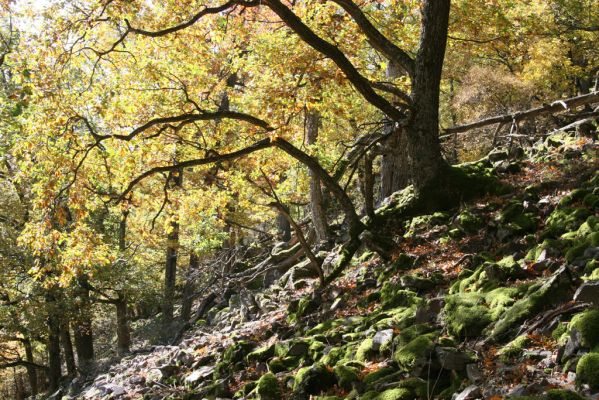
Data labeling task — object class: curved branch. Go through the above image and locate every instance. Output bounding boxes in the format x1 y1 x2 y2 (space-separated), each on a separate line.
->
87 110 273 142
330 0 415 78
124 1 244 37
263 0 405 122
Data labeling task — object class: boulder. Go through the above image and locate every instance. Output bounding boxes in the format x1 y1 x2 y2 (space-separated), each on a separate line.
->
293 363 336 397
454 385 482 400
184 365 215 386
372 329 394 352
574 281 599 306
435 346 473 371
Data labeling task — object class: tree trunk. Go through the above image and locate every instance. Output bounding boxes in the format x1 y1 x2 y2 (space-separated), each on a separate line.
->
305 110 330 243
379 62 410 199
59 321 76 378
73 284 94 370
23 339 38 396
180 251 199 323
163 169 182 329
360 154 375 218
115 294 130 356
115 210 131 356
404 0 451 194
45 295 61 392
275 209 292 241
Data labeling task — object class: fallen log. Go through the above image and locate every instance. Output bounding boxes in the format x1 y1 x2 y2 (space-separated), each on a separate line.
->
441 91 599 138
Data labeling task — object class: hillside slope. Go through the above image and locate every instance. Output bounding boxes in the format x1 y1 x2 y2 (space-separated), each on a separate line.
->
68 131 598 400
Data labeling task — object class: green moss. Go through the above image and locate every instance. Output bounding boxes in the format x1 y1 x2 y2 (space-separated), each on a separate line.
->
363 366 396 386
576 352 599 390
375 388 413 400
545 207 590 236
222 340 255 365
293 363 337 395
394 332 437 370
490 267 572 341
255 372 280 400
267 356 300 373
246 344 275 363
444 293 492 338
320 346 345 366
333 365 359 390
297 296 319 317
498 335 531 361
380 283 418 309
457 210 484 233
568 309 599 348
355 338 375 362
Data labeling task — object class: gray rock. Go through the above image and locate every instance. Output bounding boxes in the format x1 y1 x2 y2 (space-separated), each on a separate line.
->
435 347 472 371
145 368 164 383
287 341 310 357
104 384 126 397
184 365 215 385
466 363 483 383
454 385 481 400
574 281 599 306
372 329 394 351
488 149 509 162
583 247 599 260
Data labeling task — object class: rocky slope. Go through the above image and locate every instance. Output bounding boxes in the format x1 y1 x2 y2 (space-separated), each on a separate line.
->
61 131 598 400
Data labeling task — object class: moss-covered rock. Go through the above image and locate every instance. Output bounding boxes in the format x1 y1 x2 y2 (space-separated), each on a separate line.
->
444 293 492 338
498 335 531 361
246 344 275 363
267 356 301 373
490 266 573 341
363 366 397 386
394 332 437 371
374 388 413 400
544 389 586 400
576 352 599 390
568 309 599 349
333 364 359 390
222 340 255 365
457 210 485 233
545 207 590 237
380 283 419 309
293 363 337 397
254 372 280 400
355 338 375 362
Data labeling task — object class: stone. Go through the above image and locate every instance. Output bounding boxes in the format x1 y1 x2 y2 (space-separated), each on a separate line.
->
583 247 599 260
372 329 394 352
145 368 164 383
185 365 215 385
104 384 126 397
466 363 483 383
287 341 310 357
454 385 481 400
435 347 472 371
562 329 582 363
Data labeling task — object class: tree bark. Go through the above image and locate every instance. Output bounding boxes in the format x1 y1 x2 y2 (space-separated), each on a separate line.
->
360 154 375 219
379 62 410 199
162 168 182 329
115 210 131 356
73 283 94 370
60 321 76 378
404 0 451 193
45 294 61 392
115 294 130 356
305 110 330 243
23 339 38 396
180 251 199 323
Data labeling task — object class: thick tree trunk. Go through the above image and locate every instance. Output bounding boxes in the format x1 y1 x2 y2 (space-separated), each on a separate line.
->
180 252 199 323
379 61 410 199
115 294 130 356
73 284 94 370
404 0 451 194
305 110 330 243
46 295 61 392
23 339 38 396
59 321 76 378
163 169 182 329
276 209 292 241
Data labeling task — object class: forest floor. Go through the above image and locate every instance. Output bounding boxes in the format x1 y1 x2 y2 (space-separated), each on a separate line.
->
65 130 599 400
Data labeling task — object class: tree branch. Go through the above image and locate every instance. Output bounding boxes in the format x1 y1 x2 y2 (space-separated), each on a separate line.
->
329 0 415 78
